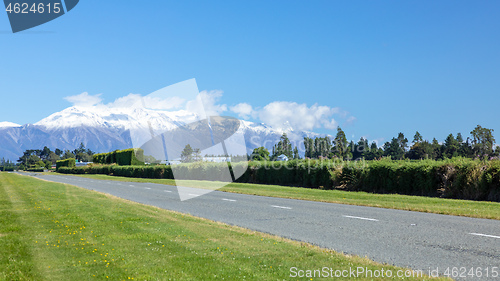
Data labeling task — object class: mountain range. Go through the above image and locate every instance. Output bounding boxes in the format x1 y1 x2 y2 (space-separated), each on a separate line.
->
0 106 317 161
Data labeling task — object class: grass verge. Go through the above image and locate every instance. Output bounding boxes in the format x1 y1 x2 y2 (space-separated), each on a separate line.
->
1 172 447 280
50 172 500 220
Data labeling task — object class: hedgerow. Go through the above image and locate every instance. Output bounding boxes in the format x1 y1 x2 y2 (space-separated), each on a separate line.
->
56 158 76 171
57 158 500 202
92 149 144 165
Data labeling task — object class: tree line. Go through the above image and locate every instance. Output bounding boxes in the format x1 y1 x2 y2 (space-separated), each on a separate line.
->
17 143 95 170
252 125 498 161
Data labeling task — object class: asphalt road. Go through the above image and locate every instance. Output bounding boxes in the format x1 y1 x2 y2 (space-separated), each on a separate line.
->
24 173 500 280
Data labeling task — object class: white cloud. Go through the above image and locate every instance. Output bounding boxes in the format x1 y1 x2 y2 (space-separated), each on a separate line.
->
64 92 102 107
230 103 254 119
345 116 357 125
106 93 185 110
228 100 354 132
254 101 340 131
186 90 227 117
105 93 142 108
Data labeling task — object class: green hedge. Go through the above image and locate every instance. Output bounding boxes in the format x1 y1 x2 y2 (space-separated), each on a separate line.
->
27 168 45 172
93 149 144 166
58 164 174 179
56 158 75 171
56 158 500 202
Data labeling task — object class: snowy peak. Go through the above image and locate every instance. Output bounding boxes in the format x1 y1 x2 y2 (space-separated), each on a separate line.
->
0 121 22 128
34 106 199 132
35 107 109 129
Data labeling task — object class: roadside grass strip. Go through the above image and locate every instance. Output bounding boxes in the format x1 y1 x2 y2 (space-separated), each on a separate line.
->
54 173 500 220
0 173 449 280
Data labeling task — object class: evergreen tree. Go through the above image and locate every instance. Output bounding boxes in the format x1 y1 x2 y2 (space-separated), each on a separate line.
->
180 144 194 163
303 137 314 158
431 138 442 160
332 127 348 159
62 150 75 160
293 147 300 159
443 134 459 158
413 131 423 144
271 133 293 160
383 138 405 160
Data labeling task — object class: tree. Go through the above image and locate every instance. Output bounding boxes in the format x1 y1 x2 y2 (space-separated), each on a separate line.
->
397 132 409 152
443 134 459 159
73 143 86 155
304 136 331 159
383 138 404 160
40 146 51 161
271 133 293 160
251 147 270 161
62 150 75 160
470 125 495 158
431 138 443 160
352 137 369 160
76 152 93 162
27 155 42 167
72 143 94 162
47 152 60 164
459 137 473 158
303 137 315 158
332 127 349 159
17 149 42 167
383 133 407 160
407 141 433 160
193 148 202 162
413 131 423 144
293 147 300 159
363 142 383 160
180 144 194 163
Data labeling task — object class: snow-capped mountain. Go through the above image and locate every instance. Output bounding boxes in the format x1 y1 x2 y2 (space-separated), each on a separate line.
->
0 106 318 161
0 121 22 128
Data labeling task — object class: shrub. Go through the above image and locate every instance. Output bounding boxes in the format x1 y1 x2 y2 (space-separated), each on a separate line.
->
56 158 75 171
93 149 145 166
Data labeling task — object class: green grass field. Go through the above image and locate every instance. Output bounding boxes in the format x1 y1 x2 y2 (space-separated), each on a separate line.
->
0 172 449 280
52 173 500 220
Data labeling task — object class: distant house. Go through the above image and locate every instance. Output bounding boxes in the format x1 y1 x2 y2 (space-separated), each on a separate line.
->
276 154 288 161
203 156 231 163
75 162 92 167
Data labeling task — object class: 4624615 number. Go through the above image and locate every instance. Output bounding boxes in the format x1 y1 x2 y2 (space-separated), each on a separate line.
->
5 2 62 14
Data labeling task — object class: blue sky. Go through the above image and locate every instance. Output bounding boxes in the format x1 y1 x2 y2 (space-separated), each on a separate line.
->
1 0 499 145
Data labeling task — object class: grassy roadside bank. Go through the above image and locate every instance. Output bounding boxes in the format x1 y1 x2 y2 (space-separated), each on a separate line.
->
0 173 447 280
49 173 500 220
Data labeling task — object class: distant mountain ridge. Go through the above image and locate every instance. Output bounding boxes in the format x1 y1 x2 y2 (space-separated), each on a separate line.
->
0 106 318 161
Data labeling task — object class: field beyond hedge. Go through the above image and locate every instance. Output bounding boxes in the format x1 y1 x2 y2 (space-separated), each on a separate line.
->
58 158 500 202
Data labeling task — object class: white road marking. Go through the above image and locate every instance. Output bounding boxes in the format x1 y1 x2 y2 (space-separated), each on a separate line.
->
188 193 200 197
343 215 379 222
164 190 172 193
271 205 292 210
129 185 135 187
469 233 500 239
222 198 237 202
145 187 151 190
